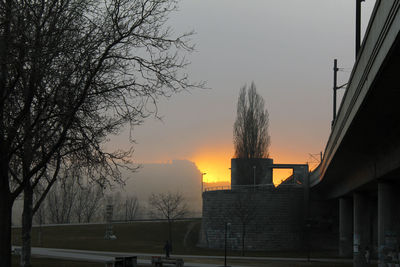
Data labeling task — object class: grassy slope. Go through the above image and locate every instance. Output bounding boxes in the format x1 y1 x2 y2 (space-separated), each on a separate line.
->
11 220 357 266
12 219 343 258
11 256 99 267
12 220 202 255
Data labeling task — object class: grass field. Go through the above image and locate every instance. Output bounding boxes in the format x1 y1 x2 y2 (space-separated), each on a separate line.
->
12 220 202 255
11 256 99 267
11 219 356 266
12 219 340 257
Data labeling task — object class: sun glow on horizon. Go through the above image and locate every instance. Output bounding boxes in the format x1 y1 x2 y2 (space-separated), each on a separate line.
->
190 146 310 187
135 143 312 188
190 146 233 184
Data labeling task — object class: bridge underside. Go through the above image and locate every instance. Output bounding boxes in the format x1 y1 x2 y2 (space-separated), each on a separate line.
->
313 32 400 199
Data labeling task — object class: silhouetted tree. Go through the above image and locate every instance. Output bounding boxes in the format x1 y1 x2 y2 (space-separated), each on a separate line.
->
73 183 104 223
46 169 78 224
148 192 188 249
124 195 139 221
109 193 139 221
231 193 258 256
0 0 201 265
233 82 270 159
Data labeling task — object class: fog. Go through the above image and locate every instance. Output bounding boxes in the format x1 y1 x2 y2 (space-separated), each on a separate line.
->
120 160 203 216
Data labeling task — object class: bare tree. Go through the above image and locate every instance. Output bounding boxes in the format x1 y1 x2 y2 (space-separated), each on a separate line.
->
233 82 270 159
124 195 139 221
32 203 46 226
107 193 139 222
46 168 78 224
148 192 188 249
231 193 258 256
0 0 201 265
74 184 104 223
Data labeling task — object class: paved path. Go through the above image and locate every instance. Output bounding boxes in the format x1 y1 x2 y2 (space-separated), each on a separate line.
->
13 246 356 266
43 247 353 262
13 246 244 267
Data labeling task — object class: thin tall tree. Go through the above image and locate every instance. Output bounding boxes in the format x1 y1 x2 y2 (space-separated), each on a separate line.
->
233 82 270 159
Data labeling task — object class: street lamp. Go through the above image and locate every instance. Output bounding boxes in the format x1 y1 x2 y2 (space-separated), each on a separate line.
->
306 218 312 262
229 168 232 189
201 172 207 193
356 0 365 58
331 59 348 127
253 166 256 191
224 222 231 267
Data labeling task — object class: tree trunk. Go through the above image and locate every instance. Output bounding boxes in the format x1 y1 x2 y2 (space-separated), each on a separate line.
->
0 174 12 267
168 220 173 252
0 0 13 264
20 183 33 267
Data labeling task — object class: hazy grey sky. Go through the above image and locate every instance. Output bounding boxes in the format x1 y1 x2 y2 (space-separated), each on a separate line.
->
109 0 376 184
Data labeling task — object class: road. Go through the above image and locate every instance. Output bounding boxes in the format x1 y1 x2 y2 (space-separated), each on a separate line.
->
13 246 360 266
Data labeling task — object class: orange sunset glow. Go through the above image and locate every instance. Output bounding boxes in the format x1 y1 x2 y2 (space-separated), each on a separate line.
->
190 146 233 184
190 145 311 187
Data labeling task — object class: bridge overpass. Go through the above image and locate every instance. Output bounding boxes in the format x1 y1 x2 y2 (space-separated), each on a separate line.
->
309 0 400 265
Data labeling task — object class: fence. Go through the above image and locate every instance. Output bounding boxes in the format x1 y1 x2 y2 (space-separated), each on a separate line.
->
203 182 302 192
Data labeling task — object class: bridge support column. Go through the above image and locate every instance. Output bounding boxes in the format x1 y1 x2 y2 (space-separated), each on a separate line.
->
378 182 398 266
353 193 370 266
339 197 353 257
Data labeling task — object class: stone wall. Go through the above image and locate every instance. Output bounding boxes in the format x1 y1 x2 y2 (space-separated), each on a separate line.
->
308 198 340 250
200 185 306 251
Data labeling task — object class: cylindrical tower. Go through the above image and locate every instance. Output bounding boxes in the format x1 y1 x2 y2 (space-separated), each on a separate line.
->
231 158 273 186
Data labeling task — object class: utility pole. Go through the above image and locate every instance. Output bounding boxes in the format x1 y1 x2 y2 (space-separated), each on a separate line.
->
331 59 347 128
332 59 338 127
201 172 207 193
224 222 231 267
253 166 256 191
355 0 365 58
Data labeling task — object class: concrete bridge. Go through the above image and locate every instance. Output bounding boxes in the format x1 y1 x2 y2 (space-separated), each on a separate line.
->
310 0 400 265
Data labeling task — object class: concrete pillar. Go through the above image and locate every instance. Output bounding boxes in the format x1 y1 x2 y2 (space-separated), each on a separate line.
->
353 193 369 266
339 197 353 257
378 182 397 266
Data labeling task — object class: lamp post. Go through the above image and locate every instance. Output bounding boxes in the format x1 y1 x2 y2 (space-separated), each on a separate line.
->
306 218 312 262
356 0 365 58
253 166 256 191
331 59 348 127
224 222 231 267
229 168 232 189
201 172 207 193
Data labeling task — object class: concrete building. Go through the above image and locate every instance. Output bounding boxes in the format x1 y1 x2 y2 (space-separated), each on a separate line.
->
199 159 318 251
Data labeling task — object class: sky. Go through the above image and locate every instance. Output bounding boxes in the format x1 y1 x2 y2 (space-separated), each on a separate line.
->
109 0 376 188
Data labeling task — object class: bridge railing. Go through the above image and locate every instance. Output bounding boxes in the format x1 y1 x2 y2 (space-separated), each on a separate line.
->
203 182 302 192
309 163 322 187
317 0 400 187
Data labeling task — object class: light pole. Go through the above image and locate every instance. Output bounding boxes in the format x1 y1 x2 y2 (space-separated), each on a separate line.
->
306 218 312 262
229 168 232 189
331 59 347 127
356 0 365 58
253 166 256 191
201 172 207 193
224 222 231 267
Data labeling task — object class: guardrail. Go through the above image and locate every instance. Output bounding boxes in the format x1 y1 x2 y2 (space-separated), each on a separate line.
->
203 182 302 192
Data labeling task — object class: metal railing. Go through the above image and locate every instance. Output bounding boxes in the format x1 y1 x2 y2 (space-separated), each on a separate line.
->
203 182 302 192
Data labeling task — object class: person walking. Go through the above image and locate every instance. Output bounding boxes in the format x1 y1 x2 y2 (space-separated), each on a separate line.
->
164 240 171 258
364 246 370 264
